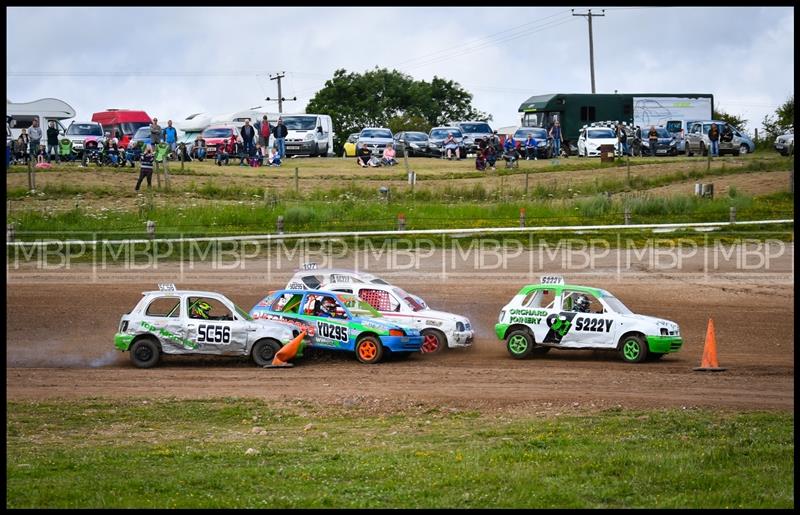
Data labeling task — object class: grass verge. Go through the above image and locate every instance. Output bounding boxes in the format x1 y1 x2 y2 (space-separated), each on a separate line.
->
6 398 794 508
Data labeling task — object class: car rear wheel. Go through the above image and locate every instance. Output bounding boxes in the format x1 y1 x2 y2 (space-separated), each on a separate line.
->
506 330 533 359
700 143 707 157
130 338 160 368
251 338 281 367
355 335 384 364
420 329 446 354
739 144 749 155
619 334 649 363
686 143 693 157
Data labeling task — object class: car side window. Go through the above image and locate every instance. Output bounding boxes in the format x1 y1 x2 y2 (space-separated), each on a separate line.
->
524 289 556 309
146 296 181 317
186 297 233 321
271 293 303 314
561 291 601 314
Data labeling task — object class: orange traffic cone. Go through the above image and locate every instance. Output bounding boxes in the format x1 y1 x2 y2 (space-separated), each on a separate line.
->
693 319 727 372
265 331 307 368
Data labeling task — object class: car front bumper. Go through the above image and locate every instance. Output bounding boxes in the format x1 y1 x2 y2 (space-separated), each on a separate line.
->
646 335 683 353
447 330 475 348
380 335 424 352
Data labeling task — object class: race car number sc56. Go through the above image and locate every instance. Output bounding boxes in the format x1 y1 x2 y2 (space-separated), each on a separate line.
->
494 276 683 363
114 284 299 368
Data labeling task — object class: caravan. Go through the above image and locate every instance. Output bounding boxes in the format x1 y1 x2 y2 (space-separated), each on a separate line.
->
282 114 335 157
210 109 280 149
7 98 76 140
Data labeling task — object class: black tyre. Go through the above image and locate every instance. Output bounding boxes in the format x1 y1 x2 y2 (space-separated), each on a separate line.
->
686 144 693 157
355 335 384 364
648 352 665 361
700 143 707 157
619 334 649 363
739 144 749 155
130 338 160 368
251 339 281 367
420 329 446 354
506 329 533 359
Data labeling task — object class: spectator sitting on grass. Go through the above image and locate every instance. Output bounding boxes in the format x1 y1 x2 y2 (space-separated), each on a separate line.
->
381 142 397 166
250 144 264 167
356 142 372 167
268 146 281 166
216 143 229 166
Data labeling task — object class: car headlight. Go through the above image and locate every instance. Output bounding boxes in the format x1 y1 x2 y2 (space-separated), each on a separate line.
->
456 322 465 332
410 143 419 148
304 133 314 141
538 141 547 147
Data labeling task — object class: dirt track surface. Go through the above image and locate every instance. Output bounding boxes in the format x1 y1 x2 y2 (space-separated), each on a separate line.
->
7 253 794 411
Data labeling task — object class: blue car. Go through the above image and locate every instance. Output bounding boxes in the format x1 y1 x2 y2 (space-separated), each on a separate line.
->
129 126 152 149
733 129 755 154
249 289 423 363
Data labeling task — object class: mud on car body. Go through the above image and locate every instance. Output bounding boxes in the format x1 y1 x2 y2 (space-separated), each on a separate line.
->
249 289 423 364
320 281 473 354
114 284 298 368
495 276 682 363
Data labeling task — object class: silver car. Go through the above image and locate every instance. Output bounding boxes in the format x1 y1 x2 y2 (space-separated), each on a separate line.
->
114 285 299 368
64 121 105 153
452 120 494 154
685 120 741 156
774 131 794 156
357 127 394 156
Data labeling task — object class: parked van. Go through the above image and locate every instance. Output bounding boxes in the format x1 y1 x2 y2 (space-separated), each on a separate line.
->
281 114 335 157
91 109 151 149
664 119 699 153
7 98 76 140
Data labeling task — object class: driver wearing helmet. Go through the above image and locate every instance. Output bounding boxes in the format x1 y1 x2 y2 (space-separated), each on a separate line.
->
190 300 212 319
317 297 337 318
573 294 591 313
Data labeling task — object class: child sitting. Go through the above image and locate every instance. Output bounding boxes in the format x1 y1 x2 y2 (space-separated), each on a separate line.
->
250 144 264 167
59 137 74 163
267 146 281 166
215 143 229 166
475 144 487 171
36 144 47 164
485 144 497 170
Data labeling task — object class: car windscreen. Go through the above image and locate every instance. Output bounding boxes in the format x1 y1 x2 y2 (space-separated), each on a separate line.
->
400 133 428 141
66 124 103 136
360 129 392 139
514 128 547 140
587 129 616 139
653 128 670 138
430 129 462 139
602 295 632 315
665 121 684 133
133 127 150 139
459 123 492 133
203 128 232 138
234 303 253 321
121 122 149 135
393 287 424 312
282 116 317 130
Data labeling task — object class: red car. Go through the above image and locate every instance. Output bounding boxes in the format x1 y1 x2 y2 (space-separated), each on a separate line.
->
91 109 151 149
202 125 240 157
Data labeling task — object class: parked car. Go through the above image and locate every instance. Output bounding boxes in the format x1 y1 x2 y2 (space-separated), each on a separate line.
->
774 131 794 156
512 127 552 159
495 275 683 363
427 127 466 158
201 124 240 157
342 132 359 158
576 125 619 158
393 131 431 157
452 120 494 154
641 126 679 156
320 281 474 354
64 121 105 155
664 119 698 153
128 126 152 149
114 284 298 368
685 120 741 156
357 127 394 156
733 129 755 154
249 289 424 364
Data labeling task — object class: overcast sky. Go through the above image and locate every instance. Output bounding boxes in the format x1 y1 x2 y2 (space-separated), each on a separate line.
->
6 6 794 135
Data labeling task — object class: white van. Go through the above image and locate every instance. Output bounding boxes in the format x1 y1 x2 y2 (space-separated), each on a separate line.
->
281 114 335 157
7 98 76 140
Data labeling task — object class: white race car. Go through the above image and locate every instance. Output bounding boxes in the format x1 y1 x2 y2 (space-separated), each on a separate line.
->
495 276 682 363
285 263 428 309
320 281 473 353
114 284 299 368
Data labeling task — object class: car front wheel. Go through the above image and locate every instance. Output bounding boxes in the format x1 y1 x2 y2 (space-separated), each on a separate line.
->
420 329 446 354
251 338 281 367
355 335 384 364
619 334 649 363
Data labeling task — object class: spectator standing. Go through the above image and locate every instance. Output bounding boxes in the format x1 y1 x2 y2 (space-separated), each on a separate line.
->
163 120 178 156
28 118 42 157
46 121 60 163
273 117 288 159
149 118 162 146
548 120 562 158
240 119 256 159
708 123 720 157
135 145 155 191
258 115 271 148
155 141 170 173
616 123 628 156
648 126 658 157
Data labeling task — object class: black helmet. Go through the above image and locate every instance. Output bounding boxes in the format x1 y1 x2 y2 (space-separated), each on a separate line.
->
574 295 590 312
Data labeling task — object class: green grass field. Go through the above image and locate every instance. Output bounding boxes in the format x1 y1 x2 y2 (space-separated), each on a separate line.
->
5 398 793 508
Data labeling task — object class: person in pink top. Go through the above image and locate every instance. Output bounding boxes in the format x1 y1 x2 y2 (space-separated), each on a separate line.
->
381 142 397 166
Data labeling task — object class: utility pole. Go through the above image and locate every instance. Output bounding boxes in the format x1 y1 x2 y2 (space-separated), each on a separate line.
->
266 72 297 114
572 9 605 94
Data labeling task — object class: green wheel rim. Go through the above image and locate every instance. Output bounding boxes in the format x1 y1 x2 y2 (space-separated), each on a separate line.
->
508 334 529 355
623 339 641 361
